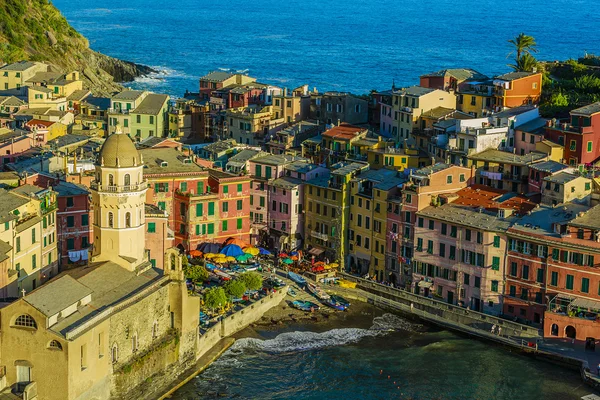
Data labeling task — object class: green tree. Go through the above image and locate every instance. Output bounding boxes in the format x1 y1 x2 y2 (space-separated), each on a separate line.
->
184 264 208 284
508 33 538 60
574 75 600 93
238 271 263 291
224 279 246 299
509 53 538 72
204 287 228 310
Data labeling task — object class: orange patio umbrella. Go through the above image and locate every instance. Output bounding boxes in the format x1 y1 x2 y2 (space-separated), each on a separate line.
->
223 237 248 247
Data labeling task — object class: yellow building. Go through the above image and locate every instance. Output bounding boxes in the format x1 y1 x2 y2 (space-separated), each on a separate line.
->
0 61 48 91
367 146 431 171
390 86 456 142
167 99 192 140
28 86 68 111
347 169 405 277
108 90 170 140
272 92 304 124
304 161 369 269
225 105 285 145
0 185 58 298
536 139 564 162
457 82 498 117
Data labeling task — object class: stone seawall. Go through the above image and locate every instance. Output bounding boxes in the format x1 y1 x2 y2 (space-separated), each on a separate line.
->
154 289 287 400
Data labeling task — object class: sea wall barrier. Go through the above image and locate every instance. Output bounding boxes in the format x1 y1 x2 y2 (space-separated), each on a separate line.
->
338 272 541 338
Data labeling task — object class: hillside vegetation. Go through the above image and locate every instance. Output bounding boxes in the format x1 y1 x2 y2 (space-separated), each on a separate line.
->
0 0 152 95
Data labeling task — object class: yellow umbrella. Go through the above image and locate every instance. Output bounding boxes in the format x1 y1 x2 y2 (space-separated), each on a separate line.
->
328 263 339 269
213 255 228 263
204 253 217 259
243 246 259 256
225 256 236 262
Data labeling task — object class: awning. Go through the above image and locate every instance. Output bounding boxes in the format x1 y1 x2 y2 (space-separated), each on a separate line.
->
308 248 324 256
571 297 600 311
418 281 433 288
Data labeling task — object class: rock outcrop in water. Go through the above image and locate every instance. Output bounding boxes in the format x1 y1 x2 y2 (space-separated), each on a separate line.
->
0 0 154 96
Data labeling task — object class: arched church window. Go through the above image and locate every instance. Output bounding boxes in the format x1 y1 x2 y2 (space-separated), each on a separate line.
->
170 254 176 271
108 174 114 186
125 212 131 228
124 174 130 187
108 212 114 228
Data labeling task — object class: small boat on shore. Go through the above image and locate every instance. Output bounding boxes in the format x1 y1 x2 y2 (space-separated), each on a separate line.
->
324 298 346 311
214 269 232 281
330 295 350 308
292 300 320 311
287 287 297 297
307 282 331 301
288 271 306 286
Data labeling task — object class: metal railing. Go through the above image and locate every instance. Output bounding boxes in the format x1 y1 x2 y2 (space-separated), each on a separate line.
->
90 182 148 193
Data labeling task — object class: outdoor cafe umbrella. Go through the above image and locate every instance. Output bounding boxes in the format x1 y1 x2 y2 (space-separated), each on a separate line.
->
258 247 271 256
327 262 340 269
203 253 218 259
225 256 237 262
220 244 245 257
243 246 260 256
189 250 203 258
198 242 221 253
223 237 248 248
282 258 294 264
289 251 299 256
213 255 228 263
278 253 288 258
236 253 253 262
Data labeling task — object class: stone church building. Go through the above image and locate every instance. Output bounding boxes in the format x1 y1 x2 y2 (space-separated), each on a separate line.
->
0 128 201 399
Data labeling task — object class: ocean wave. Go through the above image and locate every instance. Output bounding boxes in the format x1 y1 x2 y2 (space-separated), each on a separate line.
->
229 328 380 355
371 313 423 332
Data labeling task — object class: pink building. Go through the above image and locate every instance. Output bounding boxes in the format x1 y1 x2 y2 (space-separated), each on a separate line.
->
248 154 295 246
145 203 174 269
513 117 547 156
266 178 304 251
0 134 34 167
527 160 570 193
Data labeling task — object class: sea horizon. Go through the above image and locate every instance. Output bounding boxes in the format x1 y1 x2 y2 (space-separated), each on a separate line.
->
53 0 600 98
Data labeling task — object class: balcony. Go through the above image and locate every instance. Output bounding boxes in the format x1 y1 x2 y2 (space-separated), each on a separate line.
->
108 108 130 115
90 182 148 193
311 230 329 241
549 121 594 135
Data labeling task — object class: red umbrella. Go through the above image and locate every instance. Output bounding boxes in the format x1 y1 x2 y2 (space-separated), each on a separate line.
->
278 253 288 258
190 250 202 258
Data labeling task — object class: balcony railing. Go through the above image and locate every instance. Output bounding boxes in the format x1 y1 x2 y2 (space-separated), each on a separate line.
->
108 108 130 114
311 230 329 241
90 182 148 193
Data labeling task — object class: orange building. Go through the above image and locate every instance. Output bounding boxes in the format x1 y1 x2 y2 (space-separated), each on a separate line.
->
493 71 542 108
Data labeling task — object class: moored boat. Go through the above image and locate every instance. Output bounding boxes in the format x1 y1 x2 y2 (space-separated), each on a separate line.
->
287 287 297 297
306 282 331 301
288 271 306 285
330 294 351 308
292 300 320 311
324 298 346 311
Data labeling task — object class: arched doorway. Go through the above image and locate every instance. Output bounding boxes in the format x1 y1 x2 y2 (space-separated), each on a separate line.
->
551 323 559 336
565 325 576 339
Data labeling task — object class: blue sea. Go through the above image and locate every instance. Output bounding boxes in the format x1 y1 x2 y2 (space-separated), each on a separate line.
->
54 0 600 98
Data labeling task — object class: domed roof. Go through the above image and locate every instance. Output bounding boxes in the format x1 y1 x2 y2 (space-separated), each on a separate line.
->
97 127 142 168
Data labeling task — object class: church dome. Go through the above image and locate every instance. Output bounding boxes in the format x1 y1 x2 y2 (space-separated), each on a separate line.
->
97 126 142 168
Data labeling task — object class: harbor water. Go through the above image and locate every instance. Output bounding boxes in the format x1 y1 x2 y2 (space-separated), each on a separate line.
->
170 313 592 400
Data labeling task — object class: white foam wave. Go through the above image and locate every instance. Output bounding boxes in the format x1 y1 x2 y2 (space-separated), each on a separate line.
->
371 313 423 332
230 328 380 354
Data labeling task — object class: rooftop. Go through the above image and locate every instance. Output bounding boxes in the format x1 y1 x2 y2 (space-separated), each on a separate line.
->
134 93 169 115
82 96 110 110
515 117 548 133
529 160 570 174
413 163 455 177
252 153 301 167
25 275 92 317
322 124 366 141
270 176 303 190
510 203 588 237
0 190 28 224
0 61 40 72
450 185 536 215
200 71 235 82
45 262 164 337
469 149 547 165
53 181 89 197
11 184 47 198
494 105 538 119
418 203 513 232
571 102 600 117
285 160 321 174
145 203 166 216
543 172 581 185
420 106 456 120
421 68 489 82
66 89 91 102
227 149 264 166
331 161 369 177
495 71 539 81
569 204 600 230
395 86 436 97
112 90 146 102
26 71 64 84
201 139 238 154
141 148 205 175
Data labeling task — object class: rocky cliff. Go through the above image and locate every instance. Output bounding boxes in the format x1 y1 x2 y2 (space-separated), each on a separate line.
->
0 0 154 96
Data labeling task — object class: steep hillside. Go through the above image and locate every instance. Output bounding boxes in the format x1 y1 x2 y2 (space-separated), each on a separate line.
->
0 0 153 95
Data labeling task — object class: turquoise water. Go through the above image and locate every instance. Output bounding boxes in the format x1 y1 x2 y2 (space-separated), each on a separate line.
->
171 314 592 400
53 0 600 97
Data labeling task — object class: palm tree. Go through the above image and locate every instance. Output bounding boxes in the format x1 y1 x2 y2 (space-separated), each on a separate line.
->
508 33 539 60
509 53 538 72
